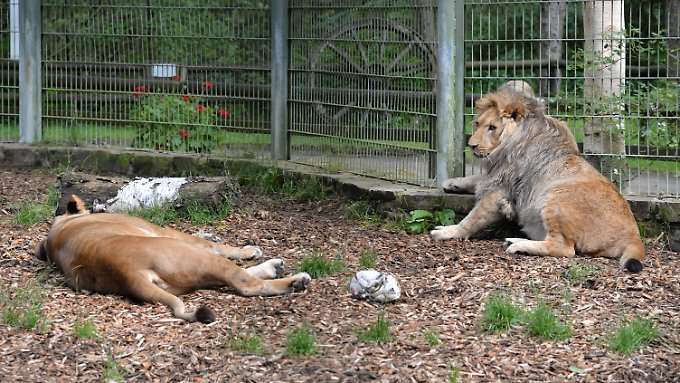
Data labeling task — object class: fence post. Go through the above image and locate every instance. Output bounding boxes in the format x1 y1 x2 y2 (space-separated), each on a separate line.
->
271 0 289 160
19 0 42 144
436 0 465 187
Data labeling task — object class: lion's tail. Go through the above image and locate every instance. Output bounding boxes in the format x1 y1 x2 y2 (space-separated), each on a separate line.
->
620 242 645 273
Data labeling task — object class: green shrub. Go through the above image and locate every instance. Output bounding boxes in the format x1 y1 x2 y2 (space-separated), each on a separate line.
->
357 314 391 343
0 279 49 332
73 319 98 339
405 209 456 234
228 334 264 354
358 249 379 269
286 326 317 356
128 203 179 226
609 317 659 355
298 253 345 278
481 294 523 333
524 303 571 341
14 187 59 226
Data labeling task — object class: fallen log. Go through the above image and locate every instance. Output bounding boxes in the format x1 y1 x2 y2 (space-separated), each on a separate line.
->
56 172 235 215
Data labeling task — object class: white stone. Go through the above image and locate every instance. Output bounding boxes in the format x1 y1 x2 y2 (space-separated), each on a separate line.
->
349 269 401 303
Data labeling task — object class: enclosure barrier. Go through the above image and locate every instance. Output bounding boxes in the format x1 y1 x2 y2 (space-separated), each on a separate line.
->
1 0 678 197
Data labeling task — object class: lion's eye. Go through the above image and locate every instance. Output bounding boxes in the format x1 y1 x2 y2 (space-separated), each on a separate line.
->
488 125 497 131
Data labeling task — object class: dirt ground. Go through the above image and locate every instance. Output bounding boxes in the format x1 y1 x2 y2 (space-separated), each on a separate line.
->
0 167 679 382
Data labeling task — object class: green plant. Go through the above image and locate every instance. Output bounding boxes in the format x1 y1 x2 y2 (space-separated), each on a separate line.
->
228 334 264 354
14 187 59 226
481 294 523 333
346 200 381 224
128 203 179 226
73 319 98 339
131 94 220 153
297 253 345 278
239 167 328 201
448 363 460 383
564 263 600 285
0 279 49 332
102 354 125 382
405 209 456 234
358 249 378 269
286 326 317 356
524 303 572 341
183 199 231 225
608 317 659 355
357 314 391 343
423 329 441 347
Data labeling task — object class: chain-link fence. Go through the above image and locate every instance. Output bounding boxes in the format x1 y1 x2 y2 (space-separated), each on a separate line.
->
2 1 679 196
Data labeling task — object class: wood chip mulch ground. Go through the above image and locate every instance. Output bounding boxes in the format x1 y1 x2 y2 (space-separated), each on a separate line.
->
0 167 678 382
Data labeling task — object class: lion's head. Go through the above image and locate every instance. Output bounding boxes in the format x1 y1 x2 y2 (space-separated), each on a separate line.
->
468 88 542 158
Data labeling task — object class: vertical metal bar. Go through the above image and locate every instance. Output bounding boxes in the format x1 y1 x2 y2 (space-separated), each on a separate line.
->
19 0 41 144
436 0 465 186
271 0 289 160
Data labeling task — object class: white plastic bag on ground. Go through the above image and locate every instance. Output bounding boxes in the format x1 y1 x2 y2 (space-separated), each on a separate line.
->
349 269 401 303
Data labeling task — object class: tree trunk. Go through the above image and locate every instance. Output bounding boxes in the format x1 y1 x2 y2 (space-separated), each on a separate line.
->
539 0 566 98
582 1 627 181
56 172 234 215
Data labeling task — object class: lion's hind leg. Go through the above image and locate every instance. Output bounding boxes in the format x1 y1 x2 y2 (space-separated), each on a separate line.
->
126 272 216 323
505 237 575 258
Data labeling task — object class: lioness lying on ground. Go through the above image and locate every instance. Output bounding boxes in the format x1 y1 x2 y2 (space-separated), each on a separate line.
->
431 84 645 272
36 195 311 322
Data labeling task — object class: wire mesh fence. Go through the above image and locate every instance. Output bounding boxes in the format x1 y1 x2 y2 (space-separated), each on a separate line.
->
0 0 19 142
2 1 679 196
464 0 680 197
289 0 438 186
39 0 271 159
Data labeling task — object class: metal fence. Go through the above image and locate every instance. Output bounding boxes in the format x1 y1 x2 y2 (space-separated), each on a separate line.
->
2 1 679 196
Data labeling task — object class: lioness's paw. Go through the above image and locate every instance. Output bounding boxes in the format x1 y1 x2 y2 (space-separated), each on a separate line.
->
270 258 285 278
504 237 528 247
291 272 311 292
442 178 469 194
242 245 263 260
505 242 529 256
430 225 467 241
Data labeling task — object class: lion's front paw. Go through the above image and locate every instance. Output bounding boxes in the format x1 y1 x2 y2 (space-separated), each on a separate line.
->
442 178 470 194
430 225 467 241
505 241 530 256
291 272 311 292
242 245 263 260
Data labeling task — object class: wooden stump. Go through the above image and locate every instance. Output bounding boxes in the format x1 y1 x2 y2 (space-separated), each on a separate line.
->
57 172 236 215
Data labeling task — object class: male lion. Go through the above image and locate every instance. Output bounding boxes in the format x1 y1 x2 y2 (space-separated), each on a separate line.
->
431 85 645 272
36 195 311 323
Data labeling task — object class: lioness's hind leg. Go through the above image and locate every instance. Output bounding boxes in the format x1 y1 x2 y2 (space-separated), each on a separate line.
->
127 273 216 323
246 259 285 279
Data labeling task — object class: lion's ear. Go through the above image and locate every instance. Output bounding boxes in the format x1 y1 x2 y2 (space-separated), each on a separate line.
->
500 101 527 122
475 96 496 114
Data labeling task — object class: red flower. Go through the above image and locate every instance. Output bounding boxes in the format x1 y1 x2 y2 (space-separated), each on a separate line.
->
178 129 189 140
182 95 190 103
171 74 182 81
218 108 230 118
131 85 147 98
202 80 214 91
196 104 206 113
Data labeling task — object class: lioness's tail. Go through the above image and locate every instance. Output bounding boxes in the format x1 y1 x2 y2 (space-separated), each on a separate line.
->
620 242 645 273
130 276 216 324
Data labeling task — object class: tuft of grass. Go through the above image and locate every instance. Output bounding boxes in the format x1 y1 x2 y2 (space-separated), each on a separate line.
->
0 279 49 332
239 167 328 202
449 363 460 383
423 329 441 347
297 252 345 278
564 263 600 285
357 314 392 343
608 317 659 355
345 200 381 224
14 187 59 226
73 319 98 339
183 199 231 225
524 303 572 341
227 334 264 354
358 249 378 269
286 326 317 356
102 355 125 382
481 294 524 333
128 203 179 226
